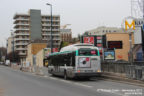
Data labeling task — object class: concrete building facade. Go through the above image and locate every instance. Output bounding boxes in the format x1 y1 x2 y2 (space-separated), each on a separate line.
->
60 29 72 42
7 37 13 54
26 43 47 68
13 9 60 63
7 33 15 54
85 26 124 36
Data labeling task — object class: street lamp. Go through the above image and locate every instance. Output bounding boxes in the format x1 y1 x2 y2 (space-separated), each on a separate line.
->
10 30 15 63
46 3 53 53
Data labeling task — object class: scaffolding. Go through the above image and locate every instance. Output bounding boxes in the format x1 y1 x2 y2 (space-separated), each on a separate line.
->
131 0 144 18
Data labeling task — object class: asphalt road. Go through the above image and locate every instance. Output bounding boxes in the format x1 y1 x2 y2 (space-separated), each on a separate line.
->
0 65 143 96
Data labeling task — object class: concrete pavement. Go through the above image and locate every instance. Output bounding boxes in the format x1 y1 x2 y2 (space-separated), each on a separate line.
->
0 65 143 96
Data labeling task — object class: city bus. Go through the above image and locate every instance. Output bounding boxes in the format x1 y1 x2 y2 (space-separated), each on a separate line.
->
47 43 101 79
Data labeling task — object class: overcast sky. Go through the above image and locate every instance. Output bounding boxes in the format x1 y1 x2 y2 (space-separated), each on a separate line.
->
0 0 131 47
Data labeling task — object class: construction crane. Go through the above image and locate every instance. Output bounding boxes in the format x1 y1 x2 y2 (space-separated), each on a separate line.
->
61 24 71 29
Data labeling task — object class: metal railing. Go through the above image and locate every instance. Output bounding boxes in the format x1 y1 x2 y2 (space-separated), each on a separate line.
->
101 61 144 80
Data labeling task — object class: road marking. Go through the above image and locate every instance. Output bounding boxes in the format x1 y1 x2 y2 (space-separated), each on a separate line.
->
44 75 48 78
48 77 129 96
74 83 93 88
49 77 93 88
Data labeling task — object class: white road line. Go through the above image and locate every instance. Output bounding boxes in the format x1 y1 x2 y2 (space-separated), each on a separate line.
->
44 75 48 78
74 83 93 88
49 77 93 88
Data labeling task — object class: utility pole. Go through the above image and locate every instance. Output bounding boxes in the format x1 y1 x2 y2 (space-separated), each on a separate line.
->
46 3 53 53
129 32 133 65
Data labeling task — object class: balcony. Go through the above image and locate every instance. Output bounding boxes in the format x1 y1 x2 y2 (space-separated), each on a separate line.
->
19 52 27 56
14 18 29 24
15 33 30 36
42 29 59 31
16 48 27 51
42 24 59 26
15 28 29 31
15 18 29 21
15 43 28 46
42 33 60 36
42 19 60 22
14 23 29 28
15 38 30 41
42 38 61 41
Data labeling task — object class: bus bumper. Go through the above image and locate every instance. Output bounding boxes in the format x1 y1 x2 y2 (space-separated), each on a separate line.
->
74 72 102 77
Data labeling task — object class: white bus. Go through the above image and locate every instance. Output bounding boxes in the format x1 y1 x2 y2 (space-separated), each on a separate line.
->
48 43 101 79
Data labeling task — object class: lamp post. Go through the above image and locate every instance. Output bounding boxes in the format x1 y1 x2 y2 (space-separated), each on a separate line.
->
46 3 53 53
10 30 15 63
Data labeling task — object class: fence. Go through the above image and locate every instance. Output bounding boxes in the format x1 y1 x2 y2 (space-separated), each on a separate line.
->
101 61 144 80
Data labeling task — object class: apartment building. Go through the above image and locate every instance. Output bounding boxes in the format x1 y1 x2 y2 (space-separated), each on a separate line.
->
7 33 15 54
13 9 60 63
7 37 13 54
60 29 72 42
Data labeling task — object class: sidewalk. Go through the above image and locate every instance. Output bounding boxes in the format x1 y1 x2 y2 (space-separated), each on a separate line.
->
102 72 144 87
10 64 144 87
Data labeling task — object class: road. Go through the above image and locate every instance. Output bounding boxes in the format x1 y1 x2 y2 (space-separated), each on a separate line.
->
0 65 143 96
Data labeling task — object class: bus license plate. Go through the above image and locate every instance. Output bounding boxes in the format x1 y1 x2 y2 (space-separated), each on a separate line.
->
85 70 93 72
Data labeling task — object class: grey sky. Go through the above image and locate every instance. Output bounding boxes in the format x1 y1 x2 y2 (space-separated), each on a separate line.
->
0 0 131 47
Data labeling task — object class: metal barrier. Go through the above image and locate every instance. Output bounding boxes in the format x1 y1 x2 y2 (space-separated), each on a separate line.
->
101 62 129 73
142 66 144 80
124 65 144 80
125 65 135 79
101 62 144 81
135 66 142 80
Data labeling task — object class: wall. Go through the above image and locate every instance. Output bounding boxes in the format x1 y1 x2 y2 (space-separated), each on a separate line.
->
106 33 134 61
26 44 33 66
36 49 44 67
26 43 47 66
31 43 47 55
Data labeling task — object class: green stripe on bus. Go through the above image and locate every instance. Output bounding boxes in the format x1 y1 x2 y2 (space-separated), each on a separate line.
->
76 50 78 56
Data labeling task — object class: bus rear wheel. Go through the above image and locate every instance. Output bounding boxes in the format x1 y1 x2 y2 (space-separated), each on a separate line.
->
64 72 67 80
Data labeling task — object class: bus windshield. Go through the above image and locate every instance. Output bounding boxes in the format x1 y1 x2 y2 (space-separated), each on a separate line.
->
78 49 98 56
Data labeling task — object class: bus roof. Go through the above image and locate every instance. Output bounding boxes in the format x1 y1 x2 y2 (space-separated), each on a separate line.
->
60 43 99 52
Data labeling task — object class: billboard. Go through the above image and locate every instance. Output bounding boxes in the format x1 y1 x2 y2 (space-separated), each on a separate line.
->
44 48 51 59
104 51 115 60
83 37 94 44
108 41 122 49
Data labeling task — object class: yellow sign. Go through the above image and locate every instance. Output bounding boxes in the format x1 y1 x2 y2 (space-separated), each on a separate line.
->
125 20 135 30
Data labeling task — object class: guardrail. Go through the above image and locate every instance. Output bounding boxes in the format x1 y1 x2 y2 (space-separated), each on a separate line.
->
101 61 144 81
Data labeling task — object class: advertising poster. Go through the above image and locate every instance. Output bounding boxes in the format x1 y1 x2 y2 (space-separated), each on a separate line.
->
104 51 115 60
43 48 51 59
83 37 94 44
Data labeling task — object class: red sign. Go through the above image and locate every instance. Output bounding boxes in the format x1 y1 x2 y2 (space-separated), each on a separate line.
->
91 51 96 54
53 48 58 52
84 37 94 44
97 44 102 47
97 36 102 39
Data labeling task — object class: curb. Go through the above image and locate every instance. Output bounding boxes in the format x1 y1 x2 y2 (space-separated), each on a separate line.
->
102 74 144 87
